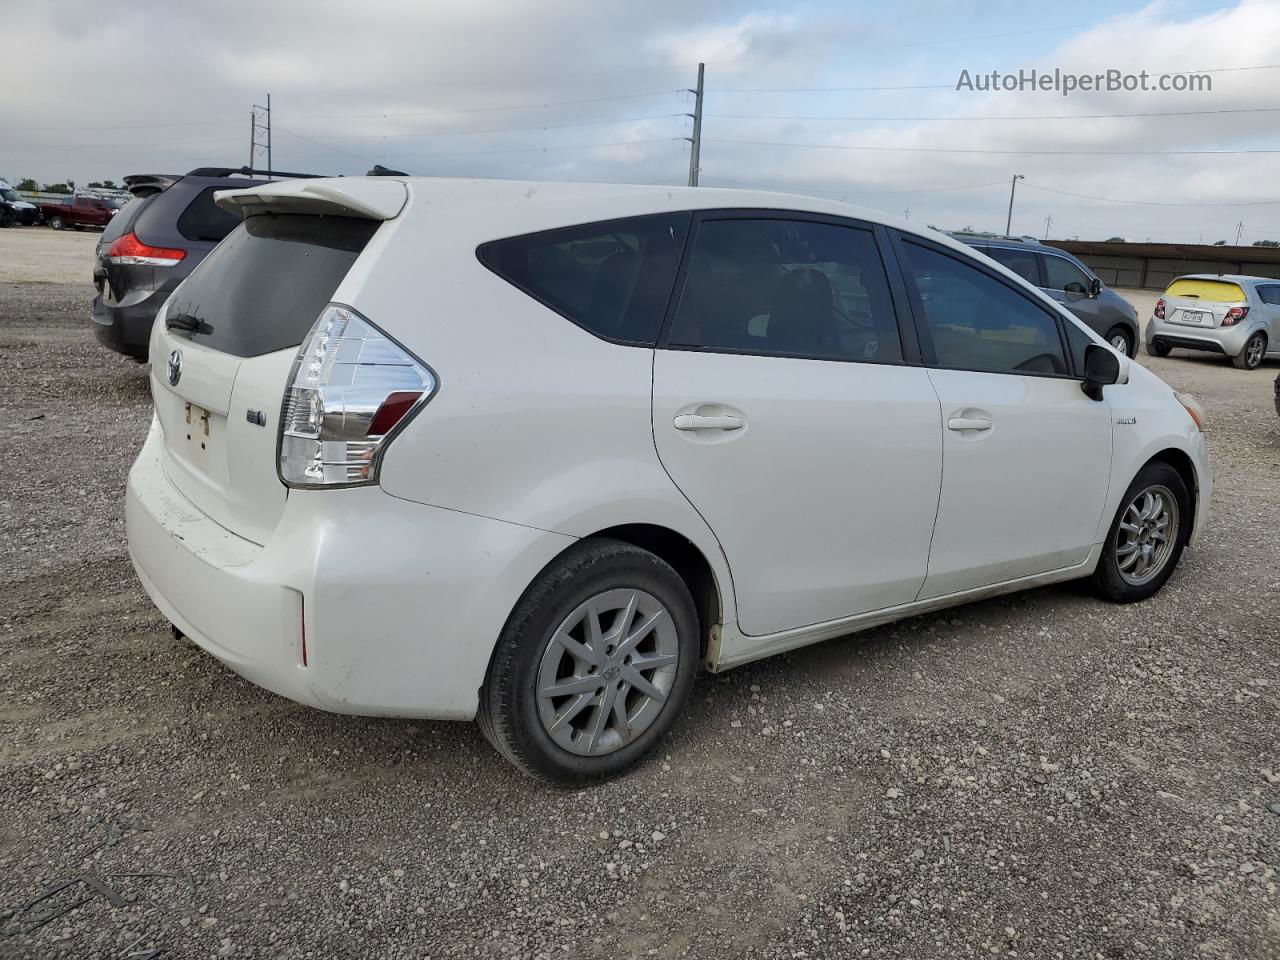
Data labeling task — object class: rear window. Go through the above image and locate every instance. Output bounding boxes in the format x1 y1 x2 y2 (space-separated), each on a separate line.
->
164 214 378 358
477 213 690 345
101 196 149 243
176 186 244 242
1165 278 1246 302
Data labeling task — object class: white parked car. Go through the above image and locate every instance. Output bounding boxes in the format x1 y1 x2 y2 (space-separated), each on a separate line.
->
126 178 1211 783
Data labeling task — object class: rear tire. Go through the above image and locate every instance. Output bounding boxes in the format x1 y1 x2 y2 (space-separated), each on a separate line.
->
478 538 700 785
1233 332 1266 370
1146 339 1171 358
1090 461 1191 603
1105 326 1134 358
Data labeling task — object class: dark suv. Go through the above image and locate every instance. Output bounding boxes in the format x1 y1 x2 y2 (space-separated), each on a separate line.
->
92 167 313 358
951 233 1140 357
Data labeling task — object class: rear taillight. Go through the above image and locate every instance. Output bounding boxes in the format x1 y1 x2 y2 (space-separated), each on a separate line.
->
279 305 435 487
106 232 186 266
1222 305 1249 326
1154 298 1166 319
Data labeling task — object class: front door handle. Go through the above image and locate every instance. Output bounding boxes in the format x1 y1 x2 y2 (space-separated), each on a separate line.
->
947 416 993 432
674 414 744 431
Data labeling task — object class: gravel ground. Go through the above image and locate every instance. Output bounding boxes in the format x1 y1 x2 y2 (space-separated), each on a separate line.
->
1 280 1278 960
0 228 100 284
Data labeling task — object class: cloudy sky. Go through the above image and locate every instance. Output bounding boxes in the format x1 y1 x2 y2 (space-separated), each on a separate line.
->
4 0 1279 242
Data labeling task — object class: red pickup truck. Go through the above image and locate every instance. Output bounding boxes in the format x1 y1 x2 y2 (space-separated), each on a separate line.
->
38 195 119 230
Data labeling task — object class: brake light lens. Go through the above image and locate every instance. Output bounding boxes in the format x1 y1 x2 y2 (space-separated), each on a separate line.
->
1222 305 1249 326
279 305 435 487
1154 298 1166 320
106 232 186 266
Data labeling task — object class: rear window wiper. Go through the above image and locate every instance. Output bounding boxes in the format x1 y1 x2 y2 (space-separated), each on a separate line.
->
166 312 213 336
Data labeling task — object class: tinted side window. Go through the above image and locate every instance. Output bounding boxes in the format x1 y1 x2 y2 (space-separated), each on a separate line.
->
176 186 245 242
478 213 689 345
1257 285 1280 305
1042 254 1091 293
902 241 1068 376
986 246 1042 286
666 218 902 363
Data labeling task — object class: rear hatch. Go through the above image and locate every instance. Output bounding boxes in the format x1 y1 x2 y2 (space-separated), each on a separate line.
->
150 185 400 544
1162 277 1247 328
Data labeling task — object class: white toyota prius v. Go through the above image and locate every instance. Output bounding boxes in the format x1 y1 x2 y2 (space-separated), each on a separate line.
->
126 178 1211 783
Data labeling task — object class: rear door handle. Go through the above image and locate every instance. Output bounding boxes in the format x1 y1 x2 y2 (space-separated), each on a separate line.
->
674 414 744 431
947 416 993 432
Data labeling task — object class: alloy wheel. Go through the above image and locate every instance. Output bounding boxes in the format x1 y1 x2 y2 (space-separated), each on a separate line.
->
1109 333 1130 356
535 588 679 757
1114 484 1180 586
1246 336 1265 369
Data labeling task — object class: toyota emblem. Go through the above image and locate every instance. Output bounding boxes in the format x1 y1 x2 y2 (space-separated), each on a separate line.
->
166 349 183 387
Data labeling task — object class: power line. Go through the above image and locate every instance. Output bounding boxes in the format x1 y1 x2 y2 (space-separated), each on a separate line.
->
378 137 686 161
713 105 1280 122
1020 181 1280 206
277 114 688 142
706 138 1280 157
274 126 388 168
712 63 1280 93
700 173 1008 197
280 90 686 122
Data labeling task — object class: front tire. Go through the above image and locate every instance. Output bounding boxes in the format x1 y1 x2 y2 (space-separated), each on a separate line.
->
1233 332 1266 370
49 215 64 230
1105 326 1134 358
478 539 700 785
1091 461 1191 603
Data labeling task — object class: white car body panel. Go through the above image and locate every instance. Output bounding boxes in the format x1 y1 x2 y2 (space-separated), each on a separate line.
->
651 350 942 635
919 368 1113 598
126 177 1213 720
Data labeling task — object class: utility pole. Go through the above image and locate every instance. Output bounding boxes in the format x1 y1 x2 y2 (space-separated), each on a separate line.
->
1005 173 1024 235
1234 219 1245 244
903 207 911 220
1043 213 1053 240
251 94 272 178
686 63 704 187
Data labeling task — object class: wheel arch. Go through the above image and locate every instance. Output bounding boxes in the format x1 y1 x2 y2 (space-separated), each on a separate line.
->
582 524 724 658
1144 447 1199 537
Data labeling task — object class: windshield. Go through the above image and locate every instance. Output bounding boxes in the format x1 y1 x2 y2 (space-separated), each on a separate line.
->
0 189 17 202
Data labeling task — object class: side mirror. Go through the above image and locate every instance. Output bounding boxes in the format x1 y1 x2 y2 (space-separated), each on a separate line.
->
1063 281 1088 300
1089 277 1102 298
1081 342 1121 400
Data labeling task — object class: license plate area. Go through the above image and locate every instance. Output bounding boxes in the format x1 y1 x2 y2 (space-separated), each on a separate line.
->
180 402 216 472
1174 309 1210 326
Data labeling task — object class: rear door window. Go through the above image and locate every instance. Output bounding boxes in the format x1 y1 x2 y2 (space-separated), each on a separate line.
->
477 213 689 345
164 214 378 358
176 186 245 242
986 246 1043 286
665 217 902 363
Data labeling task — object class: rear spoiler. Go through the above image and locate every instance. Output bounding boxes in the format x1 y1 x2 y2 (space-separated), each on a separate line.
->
214 177 407 220
123 174 179 197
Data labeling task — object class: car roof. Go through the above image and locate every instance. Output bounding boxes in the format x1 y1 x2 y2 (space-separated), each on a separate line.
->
1174 273 1274 285
219 175 969 249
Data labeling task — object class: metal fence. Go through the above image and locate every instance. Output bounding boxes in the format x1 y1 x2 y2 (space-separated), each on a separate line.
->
1047 240 1280 290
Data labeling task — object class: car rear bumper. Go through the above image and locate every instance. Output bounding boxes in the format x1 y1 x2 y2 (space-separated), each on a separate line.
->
126 420 575 719
1145 316 1257 357
92 292 160 359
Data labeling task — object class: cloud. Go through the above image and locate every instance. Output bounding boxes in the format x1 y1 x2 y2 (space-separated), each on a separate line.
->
1 0 1278 241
